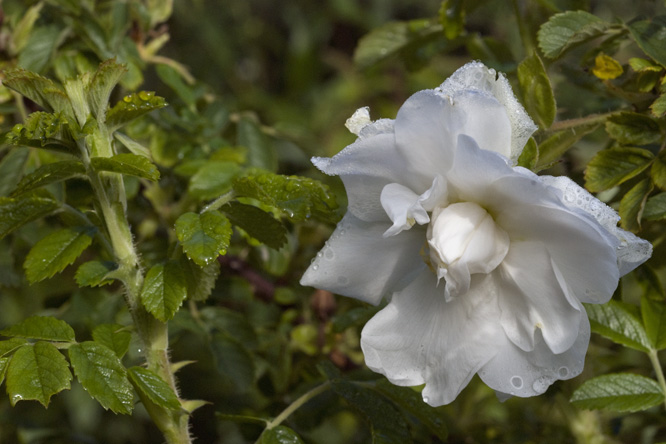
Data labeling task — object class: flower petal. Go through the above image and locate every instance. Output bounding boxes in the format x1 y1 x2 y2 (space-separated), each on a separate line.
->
498 241 581 354
361 270 504 406
479 315 590 398
380 183 429 237
312 133 406 222
300 213 425 305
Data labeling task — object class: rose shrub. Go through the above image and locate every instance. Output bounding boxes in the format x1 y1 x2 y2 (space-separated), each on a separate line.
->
301 62 653 406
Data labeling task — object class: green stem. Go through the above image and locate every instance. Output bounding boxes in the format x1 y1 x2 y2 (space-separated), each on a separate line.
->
648 349 666 410
547 112 620 133
201 190 235 213
265 382 330 431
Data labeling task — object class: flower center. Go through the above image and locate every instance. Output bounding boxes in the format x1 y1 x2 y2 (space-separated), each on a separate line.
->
427 202 509 300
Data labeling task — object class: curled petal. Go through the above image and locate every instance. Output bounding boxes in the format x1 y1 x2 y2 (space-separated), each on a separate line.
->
381 176 448 237
361 270 504 406
300 213 425 305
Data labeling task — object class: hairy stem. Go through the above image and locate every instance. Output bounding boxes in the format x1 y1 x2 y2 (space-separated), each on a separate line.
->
547 112 620 133
648 349 666 410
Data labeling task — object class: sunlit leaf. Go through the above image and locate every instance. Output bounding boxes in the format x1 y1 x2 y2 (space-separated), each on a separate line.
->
6 111 76 154
0 338 28 357
517 54 556 128
24 227 95 283
571 373 663 412
106 91 167 130
605 112 661 145
537 11 611 59
3 69 74 118
586 300 651 352
87 59 127 122
0 316 75 343
91 153 160 181
584 147 654 192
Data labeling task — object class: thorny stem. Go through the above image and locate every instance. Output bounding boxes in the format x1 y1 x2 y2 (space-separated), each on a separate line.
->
264 382 331 431
648 349 666 410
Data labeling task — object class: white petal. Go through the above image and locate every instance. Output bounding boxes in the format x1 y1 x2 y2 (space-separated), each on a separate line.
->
345 107 372 135
361 270 504 406
312 133 407 222
479 315 590 398
380 183 429 237
436 61 537 162
539 175 652 276
498 241 581 354
300 213 425 305
453 91 513 159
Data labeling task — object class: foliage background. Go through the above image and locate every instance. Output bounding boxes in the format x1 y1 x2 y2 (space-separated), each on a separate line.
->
1 0 666 443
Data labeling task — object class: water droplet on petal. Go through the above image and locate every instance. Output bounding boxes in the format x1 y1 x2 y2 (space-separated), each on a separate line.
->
422 396 429 404
324 249 334 260
510 376 523 389
558 366 569 378
312 265 319 271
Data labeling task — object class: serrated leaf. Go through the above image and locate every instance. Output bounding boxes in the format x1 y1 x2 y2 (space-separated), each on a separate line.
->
92 324 131 359
175 211 231 267
11 160 86 197
644 192 666 220
628 16 666 68
6 111 76 154
537 11 611 59
210 331 255 391
651 93 666 118
179 253 220 301
642 296 666 350
331 380 411 444
0 316 75 342
223 201 287 249
0 195 59 239
651 151 666 190
106 91 167 130
127 366 180 410
188 161 242 200
536 123 599 170
375 380 448 441
237 117 277 172
68 341 133 414
75 260 117 287
257 426 305 444
517 54 556 128
0 338 28 357
87 59 127 122
6 342 72 407
584 147 654 192
517 137 538 170
592 53 624 80
233 172 339 223
571 373 664 412
438 0 465 40
0 148 30 197
24 226 94 283
353 20 444 69
586 300 651 352
3 69 73 118
91 153 160 181
605 112 661 145
140 261 187 321
620 178 653 232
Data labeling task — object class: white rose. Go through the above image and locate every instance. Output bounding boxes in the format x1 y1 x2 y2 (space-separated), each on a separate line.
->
300 62 652 406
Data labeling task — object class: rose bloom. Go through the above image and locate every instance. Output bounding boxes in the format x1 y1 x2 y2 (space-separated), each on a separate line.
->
301 62 652 406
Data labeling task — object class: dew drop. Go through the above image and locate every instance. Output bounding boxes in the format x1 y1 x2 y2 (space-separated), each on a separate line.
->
316 252 323 258
558 366 569 378
532 377 551 393
312 265 319 271
324 249 334 260
422 396 429 404
510 376 523 389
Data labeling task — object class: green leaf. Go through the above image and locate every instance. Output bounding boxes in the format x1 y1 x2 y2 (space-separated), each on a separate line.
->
586 300 651 352
644 192 666 221
114 132 151 158
438 0 465 40
188 161 242 200
179 253 220 301
156 64 197 107
6 111 76 154
0 338 28 357
68 341 133 414
210 331 255 391
0 195 59 239
140 261 188 322
535 123 599 170
92 324 131 359
12 2 44 54
175 211 232 267
257 426 305 444
0 148 30 197
517 54 556 128
233 172 339 223
537 11 611 59
651 151 666 190
91 153 160 181
10 160 86 197
0 316 75 342
3 69 73 118
584 147 654 192
628 16 666 68
374 380 448 441
75 260 117 287
24 226 94 283
87 59 127 122
571 373 664 412
0 357 9 387
127 366 181 410
651 93 666 118
620 178 653 232
223 202 287 250
642 297 666 350
17 25 62 74
517 137 538 171
6 342 72 407
331 380 411 444
237 117 277 172
353 20 444 69
605 112 661 146
106 91 168 130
